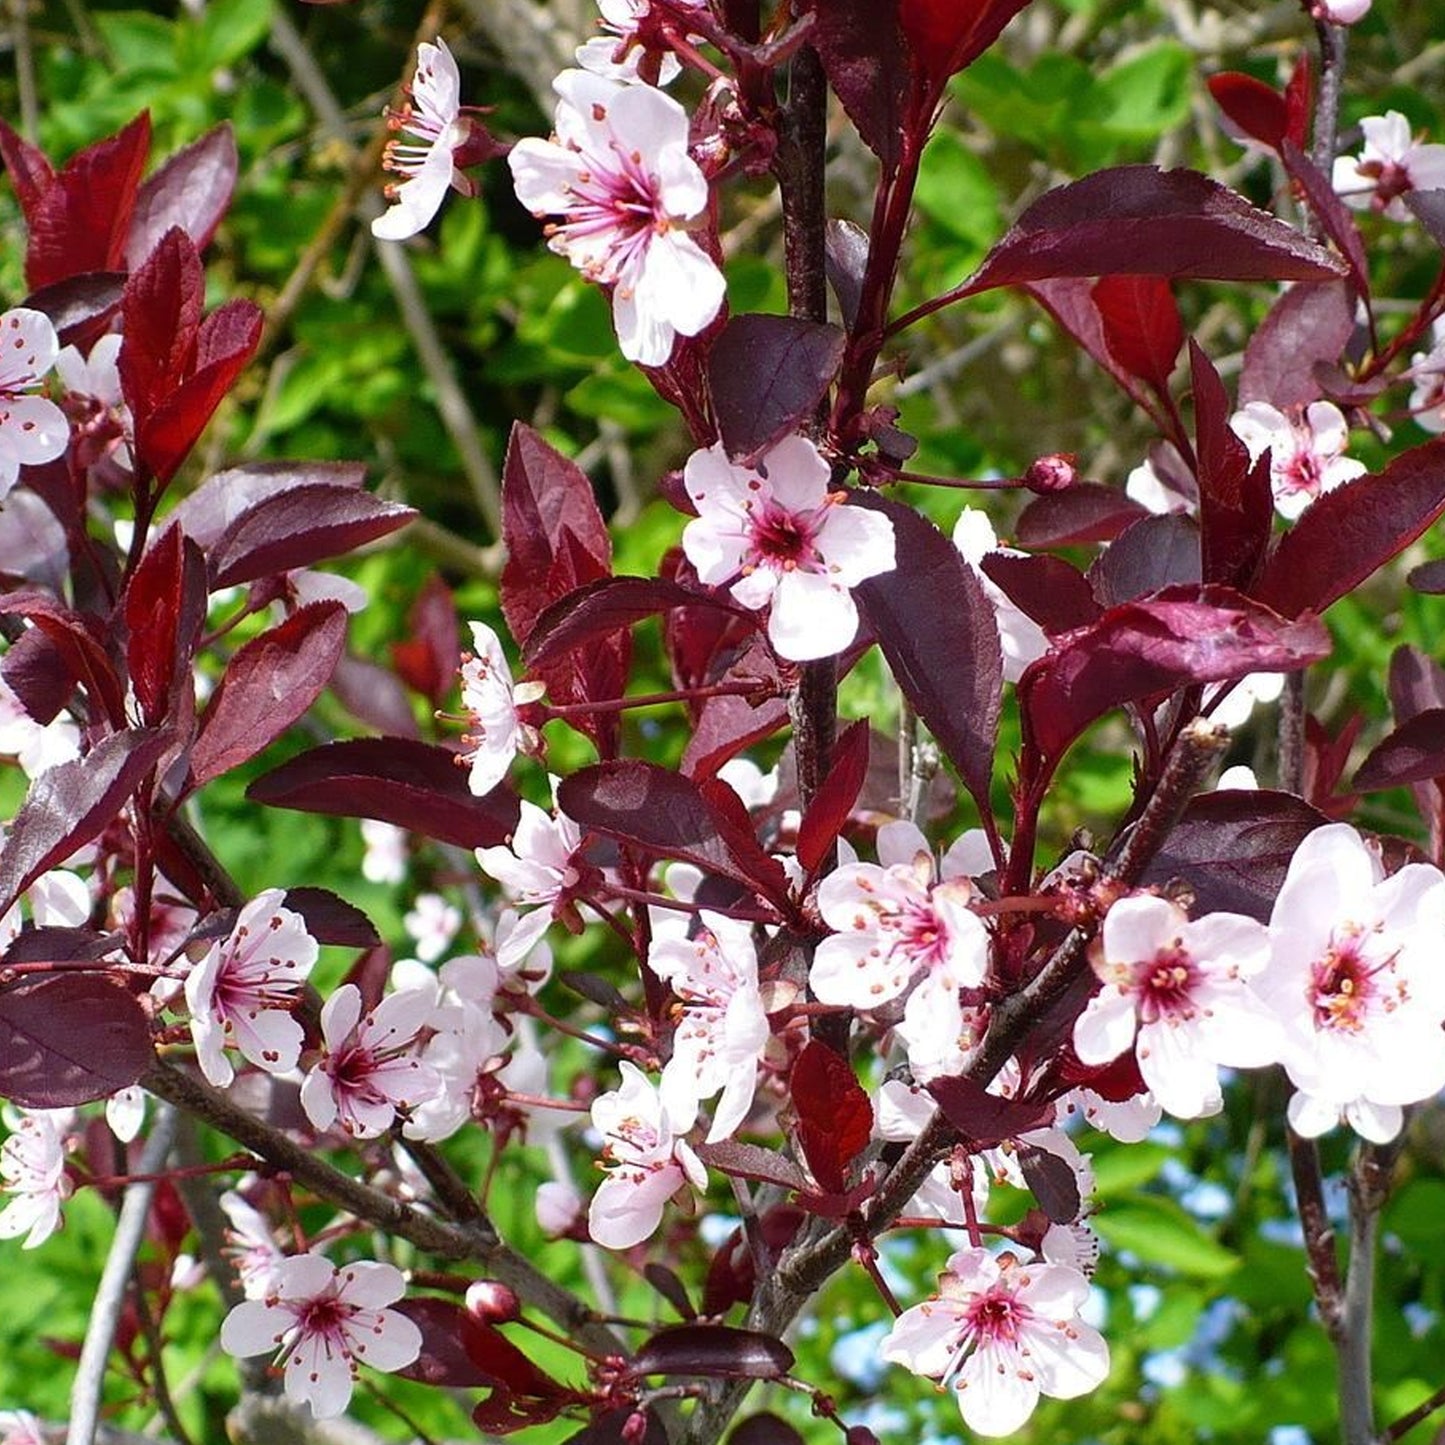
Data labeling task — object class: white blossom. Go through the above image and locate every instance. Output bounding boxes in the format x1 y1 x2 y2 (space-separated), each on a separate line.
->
952 506 1048 683
0 308 69 500
1332 111 1445 221
458 620 543 797
220 1189 288 1299
0 1108 71 1250
1229 400 1366 519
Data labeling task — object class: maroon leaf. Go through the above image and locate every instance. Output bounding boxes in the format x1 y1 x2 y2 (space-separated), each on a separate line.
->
1018 1141 1082 1222
0 115 55 221
0 729 170 916
791 1040 872 1195
731 1415 806 1445
1254 438 1445 618
209 484 415 589
247 738 519 849
825 219 870 331
188 603 348 788
708 315 847 461
169 461 368 547
925 1073 1053 1148
802 0 912 168
0 591 126 727
1025 278 1158 414
703 1206 804 1316
962 166 1345 298
119 227 205 427
629 1325 794 1381
900 0 1034 89
1390 645 1445 721
328 654 422 739
1087 513 1200 608
525 576 738 671
564 1409 668 1445
0 627 73 725
644 1263 697 1321
1141 789 1329 920
1092 274 1183 396
558 762 789 908
1281 141 1369 297
1239 281 1356 410
281 887 380 948
1408 557 1445 594
694 1139 808 1192
0 975 152 1108
390 575 460 706
23 271 126 352
1353 710 1445 792
1018 587 1331 763
124 526 207 727
125 123 238 269
1207 71 1289 151
25 113 150 289
796 719 871 875
853 492 1001 815
392 1299 496 1387
1405 189 1445 250
463 1313 584 1431
1014 482 1148 547
980 552 1100 635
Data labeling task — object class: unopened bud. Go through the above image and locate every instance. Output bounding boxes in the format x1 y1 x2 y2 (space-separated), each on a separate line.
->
465 1280 520 1323
1024 452 1077 493
535 1179 584 1238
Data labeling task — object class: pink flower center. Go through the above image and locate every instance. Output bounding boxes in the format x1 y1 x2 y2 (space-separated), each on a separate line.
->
894 898 949 972
1135 943 1200 1024
551 135 671 291
743 495 826 575
1358 157 1414 207
1309 934 1393 1033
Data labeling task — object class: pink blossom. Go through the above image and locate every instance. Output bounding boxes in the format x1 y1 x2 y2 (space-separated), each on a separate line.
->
0 1108 72 1249
681 435 896 662
300 984 439 1139
220 1189 288 1299
0 308 69 500
476 795 583 957
458 620 543 796
372 39 477 241
952 506 1048 683
1229 400 1366 519
810 821 989 1071
1316 0 1370 21
220 1253 422 1418
1260 823 1445 1142
587 1062 706 1249
0 671 79 781
881 1246 1109 1436
1408 321 1445 434
1332 112 1445 221
402 891 461 962
1073 894 1280 1119
360 819 409 884
56 333 132 471
577 0 699 83
652 910 769 1142
0 1410 45 1445
536 1179 584 1237
508 69 725 365
184 890 318 1088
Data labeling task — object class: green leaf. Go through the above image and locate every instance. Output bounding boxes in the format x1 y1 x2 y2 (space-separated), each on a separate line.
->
1090 1140 1173 1196
1094 1196 1241 1277
1096 42 1193 139
915 130 1002 260
193 0 274 69
95 11 179 74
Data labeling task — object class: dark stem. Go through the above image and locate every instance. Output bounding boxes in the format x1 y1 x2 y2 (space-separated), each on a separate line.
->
1278 670 1307 797
1287 1128 1344 1342
1382 1384 1445 1443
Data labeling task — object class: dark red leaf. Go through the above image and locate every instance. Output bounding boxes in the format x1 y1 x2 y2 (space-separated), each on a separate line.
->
329 654 422 739
694 1139 808 1191
1405 189 1445 250
2 929 118 966
980 552 1100 635
1018 587 1331 763
0 628 73 726
629 1325 794 1381
1141 790 1329 920
391 1298 496 1387
1239 280 1356 409
0 729 170 916
564 1409 669 1445
281 887 380 947
125 123 238 269
1014 481 1149 547
853 492 1001 816
22 272 126 352
170 460 368 547
558 762 789 908
525 576 738 671
644 1263 697 1321
731 1414 806 1445
1254 438 1445 618
702 1205 804 1316
1092 275 1183 396
389 575 460 706
1390 645 1445 721
708 315 847 461
1025 278 1159 415
208 484 415 589
791 1040 872 1195
246 738 520 849
0 591 126 727
900 0 1034 89
119 227 204 426
1018 1141 1081 1223
1280 141 1369 297
963 166 1345 298
0 115 55 222
124 527 207 727
1087 513 1200 608
188 603 349 789
1207 71 1289 151
26 114 150 289
925 1074 1053 1147
801 0 912 168
0 975 152 1108
1353 710 1445 792
462 1314 576 1397
1408 557 1445 594
796 719 871 875
824 219 870 331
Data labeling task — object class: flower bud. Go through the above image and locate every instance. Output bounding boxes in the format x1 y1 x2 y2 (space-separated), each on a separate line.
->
1024 451 1077 493
535 1179 584 1238
465 1280 520 1324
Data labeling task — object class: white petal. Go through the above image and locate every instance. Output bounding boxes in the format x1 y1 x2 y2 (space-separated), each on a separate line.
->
768 569 859 660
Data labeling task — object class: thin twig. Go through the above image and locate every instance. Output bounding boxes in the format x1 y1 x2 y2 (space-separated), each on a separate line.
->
6 0 39 141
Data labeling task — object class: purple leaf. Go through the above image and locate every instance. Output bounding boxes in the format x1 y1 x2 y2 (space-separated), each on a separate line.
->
1026 278 1158 414
125 123 238 269
392 1299 496 1388
1015 480 1149 547
979 552 1100 635
926 1073 1053 1147
791 1040 872 1195
247 738 520 849
0 729 170 917
1092 274 1182 396
281 887 380 947
328 654 422 739
1407 557 1445 594
0 974 152 1108
1087 512 1200 608
170 461 368 548
1254 438 1445 618
796 719 871 875
801 0 912 168
708 314 847 461
643 1264 697 1321
0 590 126 727
208 485 415 589
1239 281 1356 409
1018 586 1331 763
1281 141 1370 296
22 271 126 351
1353 710 1445 792
1 627 75 726
963 166 1346 298
853 492 1002 815
1018 1140 1081 1223
694 1139 808 1191
824 220 870 331
1405 189 1445 250
1390 645 1445 721
1140 789 1329 920
564 1409 668 1445
629 1325 795 1381
188 603 349 789
731 1414 805 1445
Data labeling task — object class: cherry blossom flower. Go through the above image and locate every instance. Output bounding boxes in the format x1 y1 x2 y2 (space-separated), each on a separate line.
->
508 69 725 365
811 821 989 1072
185 890 319 1088
681 435 896 662
952 506 1048 683
220 1188 288 1299
300 984 440 1139
1260 823 1445 1142
537 1179 584 1237
1229 400 1366 519
220 1253 422 1418
588 1061 706 1249
881 1246 1109 1436
1073 894 1280 1119
0 1409 45 1445
105 1086 145 1144
56 333 132 471
1057 1086 1162 1144
577 0 700 83
1332 112 1445 221
1408 320 1445 434
459 621 543 796
652 910 769 1142
372 39 478 241
0 1108 72 1249
0 308 69 500
402 891 461 963
360 819 409 885
476 794 583 956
